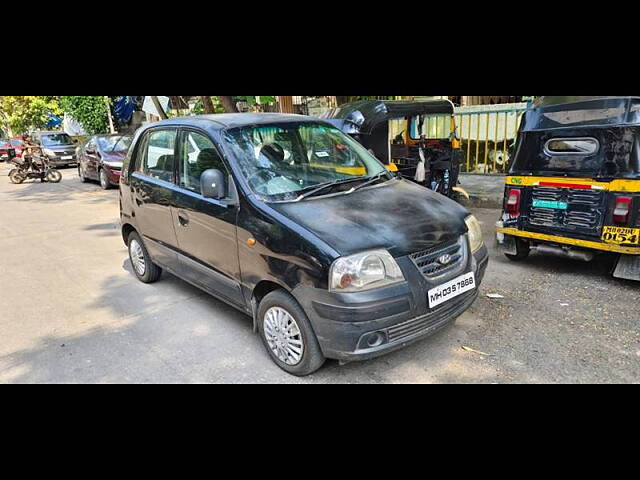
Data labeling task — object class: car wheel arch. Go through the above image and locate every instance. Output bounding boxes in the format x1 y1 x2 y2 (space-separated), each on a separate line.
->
250 280 290 332
121 223 136 246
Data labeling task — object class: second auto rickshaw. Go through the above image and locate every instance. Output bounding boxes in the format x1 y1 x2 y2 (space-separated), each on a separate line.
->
496 96 640 281
321 99 466 199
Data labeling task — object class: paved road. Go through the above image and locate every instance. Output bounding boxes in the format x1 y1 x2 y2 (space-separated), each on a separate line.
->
0 163 638 383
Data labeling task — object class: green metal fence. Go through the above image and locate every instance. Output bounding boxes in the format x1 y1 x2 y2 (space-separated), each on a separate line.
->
418 103 530 174
456 104 529 173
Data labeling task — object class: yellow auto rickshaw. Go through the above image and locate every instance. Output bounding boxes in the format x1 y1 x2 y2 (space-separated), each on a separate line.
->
496 96 640 281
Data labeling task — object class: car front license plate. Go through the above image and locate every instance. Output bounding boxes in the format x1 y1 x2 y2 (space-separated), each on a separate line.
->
61 155 73 160
602 226 640 245
428 272 476 308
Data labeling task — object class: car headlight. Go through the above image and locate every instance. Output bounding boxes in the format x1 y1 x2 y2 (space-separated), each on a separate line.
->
43 148 55 157
103 161 122 168
329 249 405 292
465 215 484 253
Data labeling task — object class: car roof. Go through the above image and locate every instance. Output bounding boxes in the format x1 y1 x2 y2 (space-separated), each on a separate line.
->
145 113 328 131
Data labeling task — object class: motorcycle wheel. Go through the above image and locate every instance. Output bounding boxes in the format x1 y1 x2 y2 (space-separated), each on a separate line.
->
9 169 26 184
46 169 62 183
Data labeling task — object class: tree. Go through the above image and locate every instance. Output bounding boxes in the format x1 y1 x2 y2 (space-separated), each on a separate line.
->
150 96 168 120
59 96 110 134
200 96 216 114
218 96 238 113
0 96 62 135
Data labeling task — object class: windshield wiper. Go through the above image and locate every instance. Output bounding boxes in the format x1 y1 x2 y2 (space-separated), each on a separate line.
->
293 176 367 202
348 171 391 194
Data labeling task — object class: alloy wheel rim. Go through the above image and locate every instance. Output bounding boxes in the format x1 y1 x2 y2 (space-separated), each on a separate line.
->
130 239 146 276
263 306 304 365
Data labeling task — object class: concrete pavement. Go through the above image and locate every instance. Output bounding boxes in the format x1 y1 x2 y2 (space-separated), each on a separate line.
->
0 162 638 383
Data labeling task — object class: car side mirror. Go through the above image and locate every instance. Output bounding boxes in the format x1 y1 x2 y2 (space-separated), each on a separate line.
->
200 169 225 199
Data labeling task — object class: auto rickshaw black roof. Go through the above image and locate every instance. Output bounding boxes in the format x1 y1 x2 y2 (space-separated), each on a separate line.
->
321 99 455 135
522 96 640 132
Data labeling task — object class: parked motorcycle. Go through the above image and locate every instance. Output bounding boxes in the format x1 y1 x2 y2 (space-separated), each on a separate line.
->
8 153 62 184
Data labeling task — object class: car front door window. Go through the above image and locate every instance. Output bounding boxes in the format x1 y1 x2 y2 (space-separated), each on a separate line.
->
178 130 228 195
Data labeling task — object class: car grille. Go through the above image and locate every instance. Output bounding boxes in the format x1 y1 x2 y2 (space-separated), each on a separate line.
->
55 151 74 157
387 290 475 342
409 238 465 279
527 187 604 234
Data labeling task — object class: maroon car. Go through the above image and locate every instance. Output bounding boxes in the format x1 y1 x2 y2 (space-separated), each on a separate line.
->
10 138 24 159
0 139 14 161
77 134 132 189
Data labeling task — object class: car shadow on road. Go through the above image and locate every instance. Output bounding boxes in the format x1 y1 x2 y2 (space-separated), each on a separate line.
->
3 181 116 205
0 258 503 383
82 222 121 237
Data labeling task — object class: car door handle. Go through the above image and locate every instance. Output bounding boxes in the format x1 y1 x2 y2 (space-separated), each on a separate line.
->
177 211 189 227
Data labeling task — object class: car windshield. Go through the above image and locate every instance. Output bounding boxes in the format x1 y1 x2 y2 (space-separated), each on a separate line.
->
10 139 23 147
97 135 132 152
41 133 73 147
222 122 387 201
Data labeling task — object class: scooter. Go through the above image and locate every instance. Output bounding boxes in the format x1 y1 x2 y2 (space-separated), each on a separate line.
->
8 153 62 184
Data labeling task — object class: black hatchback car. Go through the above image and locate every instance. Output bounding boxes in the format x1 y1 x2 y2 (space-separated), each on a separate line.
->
119 114 489 375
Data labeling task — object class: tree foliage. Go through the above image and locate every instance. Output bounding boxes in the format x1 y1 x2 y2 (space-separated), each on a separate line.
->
59 96 110 134
0 96 62 135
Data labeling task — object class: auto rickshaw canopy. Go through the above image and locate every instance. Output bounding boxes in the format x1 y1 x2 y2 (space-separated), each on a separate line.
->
523 96 640 132
321 99 455 135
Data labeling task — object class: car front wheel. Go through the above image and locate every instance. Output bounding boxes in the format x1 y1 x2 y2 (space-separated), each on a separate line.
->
78 164 88 183
99 169 111 190
257 290 325 376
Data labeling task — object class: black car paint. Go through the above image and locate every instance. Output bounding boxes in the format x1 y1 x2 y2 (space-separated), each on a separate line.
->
119 114 487 361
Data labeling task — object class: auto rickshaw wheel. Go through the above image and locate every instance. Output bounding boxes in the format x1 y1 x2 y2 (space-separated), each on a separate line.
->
505 238 530 261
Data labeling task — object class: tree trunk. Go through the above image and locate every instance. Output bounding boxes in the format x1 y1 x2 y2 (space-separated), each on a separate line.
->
218 96 238 113
200 96 215 114
150 96 168 120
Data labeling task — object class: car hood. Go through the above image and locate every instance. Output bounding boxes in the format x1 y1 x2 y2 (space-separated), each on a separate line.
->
44 145 76 153
268 178 470 257
101 150 126 164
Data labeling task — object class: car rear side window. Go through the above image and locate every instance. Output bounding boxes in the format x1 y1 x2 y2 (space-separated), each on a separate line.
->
137 129 177 182
178 131 227 195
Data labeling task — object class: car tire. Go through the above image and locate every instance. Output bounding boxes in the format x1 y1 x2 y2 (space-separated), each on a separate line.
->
505 238 530 261
78 164 88 183
99 168 111 190
127 231 162 283
257 289 325 376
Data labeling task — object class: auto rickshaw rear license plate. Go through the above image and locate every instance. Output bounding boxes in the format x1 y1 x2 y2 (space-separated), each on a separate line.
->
601 226 640 245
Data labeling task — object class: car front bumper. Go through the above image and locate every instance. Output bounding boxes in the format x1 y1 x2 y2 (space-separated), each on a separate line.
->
103 165 122 184
47 155 77 166
292 244 489 361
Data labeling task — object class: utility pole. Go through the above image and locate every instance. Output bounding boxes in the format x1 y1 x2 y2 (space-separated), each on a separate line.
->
104 96 116 133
